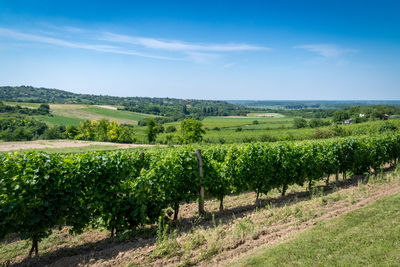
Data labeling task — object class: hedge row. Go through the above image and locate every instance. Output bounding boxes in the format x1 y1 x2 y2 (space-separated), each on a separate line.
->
1 133 400 255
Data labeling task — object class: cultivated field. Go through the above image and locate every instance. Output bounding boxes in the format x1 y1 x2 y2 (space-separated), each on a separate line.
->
2 165 400 266
4 102 156 126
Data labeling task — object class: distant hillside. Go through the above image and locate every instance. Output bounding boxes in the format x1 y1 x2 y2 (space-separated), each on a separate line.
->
0 86 253 119
228 100 400 109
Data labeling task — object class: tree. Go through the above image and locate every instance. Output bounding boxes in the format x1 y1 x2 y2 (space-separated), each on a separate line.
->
293 118 307 129
145 118 163 143
66 125 79 139
165 125 177 133
95 119 109 141
180 119 205 143
42 126 66 139
37 104 50 115
309 118 330 128
333 110 350 123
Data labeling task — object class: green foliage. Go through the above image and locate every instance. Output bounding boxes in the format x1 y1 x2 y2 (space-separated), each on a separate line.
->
180 119 205 143
165 125 177 133
0 116 48 141
0 86 254 119
0 153 72 254
293 118 308 129
66 125 79 139
379 122 397 133
75 119 136 143
145 118 164 143
42 126 66 139
1 133 400 255
333 110 350 123
0 101 50 115
309 118 330 128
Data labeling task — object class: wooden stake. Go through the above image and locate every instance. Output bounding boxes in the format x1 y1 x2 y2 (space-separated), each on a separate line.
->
196 149 205 216
141 151 145 169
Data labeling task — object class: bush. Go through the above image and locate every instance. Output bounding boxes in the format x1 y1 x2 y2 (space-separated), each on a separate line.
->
260 134 277 142
309 118 330 128
42 126 66 140
0 116 48 141
314 129 332 139
165 126 177 133
293 118 308 129
379 122 397 133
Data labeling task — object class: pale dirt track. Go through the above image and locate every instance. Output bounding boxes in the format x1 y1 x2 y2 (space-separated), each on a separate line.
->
210 181 400 267
0 140 153 152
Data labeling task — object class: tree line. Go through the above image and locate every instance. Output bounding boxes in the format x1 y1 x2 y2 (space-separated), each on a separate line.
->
0 101 50 115
0 86 254 119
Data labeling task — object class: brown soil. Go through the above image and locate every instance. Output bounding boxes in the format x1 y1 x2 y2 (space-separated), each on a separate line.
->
0 140 154 152
4 169 400 267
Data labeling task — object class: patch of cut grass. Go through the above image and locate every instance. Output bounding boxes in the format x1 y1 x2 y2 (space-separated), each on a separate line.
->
235 192 400 266
82 106 156 122
34 114 84 126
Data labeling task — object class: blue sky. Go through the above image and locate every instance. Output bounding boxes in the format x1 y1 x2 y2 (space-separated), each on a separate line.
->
0 0 399 100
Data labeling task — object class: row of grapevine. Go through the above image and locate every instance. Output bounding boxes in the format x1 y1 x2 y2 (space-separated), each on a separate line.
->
1 133 400 255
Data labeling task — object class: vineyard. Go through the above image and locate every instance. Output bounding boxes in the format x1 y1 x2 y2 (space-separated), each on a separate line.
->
1 133 400 256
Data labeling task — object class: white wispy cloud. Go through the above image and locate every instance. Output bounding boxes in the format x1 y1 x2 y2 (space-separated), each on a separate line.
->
223 62 236 68
100 32 269 52
0 26 269 64
0 27 182 61
295 44 357 58
184 52 221 64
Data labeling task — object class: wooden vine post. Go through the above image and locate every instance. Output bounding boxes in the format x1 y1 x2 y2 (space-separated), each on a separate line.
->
141 151 145 169
196 149 205 216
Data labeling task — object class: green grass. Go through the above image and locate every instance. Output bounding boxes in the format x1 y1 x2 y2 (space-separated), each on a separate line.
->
0 228 104 264
235 192 400 267
247 112 285 118
81 106 157 122
34 114 84 126
3 101 41 108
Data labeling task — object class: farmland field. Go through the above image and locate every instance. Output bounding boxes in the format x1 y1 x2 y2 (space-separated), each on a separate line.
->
4 102 156 126
2 160 400 266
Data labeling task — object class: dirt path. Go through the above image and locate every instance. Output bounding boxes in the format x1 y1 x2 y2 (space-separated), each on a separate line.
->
0 140 154 152
5 171 400 267
211 182 400 267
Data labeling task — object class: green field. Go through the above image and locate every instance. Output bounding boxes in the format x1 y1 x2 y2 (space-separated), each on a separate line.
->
34 114 84 126
246 112 285 118
156 116 400 144
4 102 156 126
235 192 400 266
3 101 400 145
81 106 157 121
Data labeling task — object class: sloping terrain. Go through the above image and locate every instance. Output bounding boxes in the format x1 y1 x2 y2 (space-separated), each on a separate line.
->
234 191 400 266
2 166 400 266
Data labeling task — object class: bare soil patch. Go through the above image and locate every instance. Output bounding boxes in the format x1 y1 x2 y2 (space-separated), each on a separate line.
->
94 105 118 110
0 140 153 152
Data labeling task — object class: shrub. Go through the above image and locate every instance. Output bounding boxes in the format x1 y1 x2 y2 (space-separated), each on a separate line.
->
293 118 308 129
